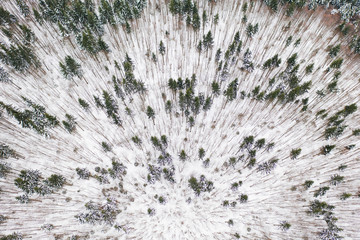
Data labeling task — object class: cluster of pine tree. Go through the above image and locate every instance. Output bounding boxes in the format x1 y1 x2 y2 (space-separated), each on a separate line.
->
148 135 175 183
15 170 66 203
76 198 119 225
0 43 39 72
37 0 146 54
216 31 243 81
0 97 59 136
120 54 146 95
94 90 122 126
247 53 311 103
197 31 214 52
188 175 214 196
324 103 357 139
169 0 201 30
60 56 82 79
236 136 274 169
168 74 212 125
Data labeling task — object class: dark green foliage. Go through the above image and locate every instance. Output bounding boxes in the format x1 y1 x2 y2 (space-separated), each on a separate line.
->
353 129 360 136
76 167 90 179
351 35 360 54
211 81 220 96
246 23 259 38
0 232 22 240
101 142 111 152
179 150 187 161
279 221 291 231
290 148 301 159
239 194 248 203
242 2 248 12
329 58 343 69
224 78 238 101
286 2 296 16
338 22 350 36
19 24 35 45
303 180 314 190
0 7 17 26
62 114 76 133
165 100 172 113
329 44 340 58
0 97 59 136
122 54 146 95
263 54 281 69
321 145 335 155
0 144 16 159
76 199 118 225
213 13 219 24
147 208 155 216
60 56 82 79
16 0 30 17
78 98 90 111
0 43 39 72
338 164 347 171
324 104 357 139
305 63 314 74
340 192 351 200
108 160 126 179
45 174 65 189
269 0 278 12
294 38 301 47
314 186 330 197
146 106 155 120
285 36 292 47
131 136 142 146
188 175 214 196
308 200 334 216
330 174 344 186
14 169 65 198
202 31 214 50
159 40 165 55
33 9 43 24
0 162 10 179
76 30 109 54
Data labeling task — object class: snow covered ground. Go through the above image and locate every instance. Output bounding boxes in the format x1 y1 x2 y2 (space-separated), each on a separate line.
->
0 0 360 239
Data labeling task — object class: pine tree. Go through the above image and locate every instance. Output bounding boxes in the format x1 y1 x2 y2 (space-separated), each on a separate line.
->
0 66 10 83
146 106 155 120
165 100 172 113
78 98 90 111
0 6 17 25
16 0 30 17
60 56 82 79
224 78 238 101
213 13 219 24
159 40 165 55
62 114 77 133
211 81 220 96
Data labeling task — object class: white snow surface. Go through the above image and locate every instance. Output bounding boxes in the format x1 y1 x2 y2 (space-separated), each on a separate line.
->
0 0 360 239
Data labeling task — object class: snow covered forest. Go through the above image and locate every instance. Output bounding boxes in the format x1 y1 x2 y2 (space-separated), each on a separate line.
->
0 0 360 239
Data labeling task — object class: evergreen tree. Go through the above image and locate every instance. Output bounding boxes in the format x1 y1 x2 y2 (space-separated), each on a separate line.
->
62 114 77 133
0 6 17 25
211 81 220 96
329 44 341 58
78 98 90 111
0 66 10 83
146 106 155 120
60 56 82 79
165 100 172 113
159 40 165 55
290 148 301 159
224 78 238 101
16 0 30 17
213 13 219 24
